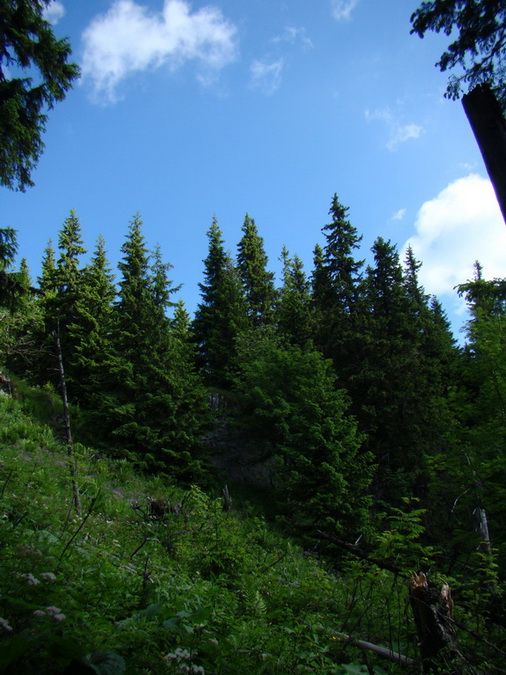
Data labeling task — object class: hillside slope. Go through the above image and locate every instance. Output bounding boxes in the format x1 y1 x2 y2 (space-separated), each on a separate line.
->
0 390 411 674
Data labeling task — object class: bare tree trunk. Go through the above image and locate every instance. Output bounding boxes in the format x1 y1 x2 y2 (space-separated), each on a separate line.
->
462 84 506 225
473 506 492 554
54 321 81 515
222 484 233 511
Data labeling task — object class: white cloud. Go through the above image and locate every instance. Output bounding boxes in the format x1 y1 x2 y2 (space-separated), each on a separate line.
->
249 58 284 95
271 26 313 50
81 0 237 103
404 174 505 311
365 107 424 151
331 0 359 21
43 1 65 25
387 122 423 150
392 208 407 221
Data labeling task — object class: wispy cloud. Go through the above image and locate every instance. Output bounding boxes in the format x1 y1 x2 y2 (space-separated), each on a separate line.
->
392 208 407 221
404 174 505 315
271 26 313 50
365 107 424 151
249 58 284 95
81 0 237 104
331 0 359 22
43 1 65 25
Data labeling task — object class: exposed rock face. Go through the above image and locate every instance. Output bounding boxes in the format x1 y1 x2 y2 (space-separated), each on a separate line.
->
206 422 275 487
204 394 276 487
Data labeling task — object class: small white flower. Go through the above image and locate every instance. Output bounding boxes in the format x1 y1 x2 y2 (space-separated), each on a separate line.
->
19 573 40 585
0 618 12 632
40 572 56 581
175 648 191 660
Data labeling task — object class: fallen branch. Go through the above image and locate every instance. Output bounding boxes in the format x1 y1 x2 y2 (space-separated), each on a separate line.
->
330 630 416 667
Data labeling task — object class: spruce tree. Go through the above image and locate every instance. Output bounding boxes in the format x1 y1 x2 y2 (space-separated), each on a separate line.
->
109 215 167 457
311 195 365 380
0 256 42 376
107 215 206 473
167 300 210 476
193 217 248 389
233 331 373 536
275 246 313 347
454 265 506 561
310 243 329 338
54 210 86 302
359 237 420 502
236 214 276 326
49 211 86 337
39 239 56 294
37 211 86 389
357 238 458 505
403 246 429 317
67 235 117 410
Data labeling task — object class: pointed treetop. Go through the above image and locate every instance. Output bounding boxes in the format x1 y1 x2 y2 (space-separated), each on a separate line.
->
237 213 276 325
57 210 86 263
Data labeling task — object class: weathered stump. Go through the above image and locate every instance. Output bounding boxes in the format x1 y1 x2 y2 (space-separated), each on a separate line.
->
409 572 481 674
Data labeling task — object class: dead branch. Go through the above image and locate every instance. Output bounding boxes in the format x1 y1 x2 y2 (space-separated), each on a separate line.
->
331 630 416 667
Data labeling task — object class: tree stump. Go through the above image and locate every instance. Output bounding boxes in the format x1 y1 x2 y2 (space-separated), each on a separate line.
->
409 572 480 674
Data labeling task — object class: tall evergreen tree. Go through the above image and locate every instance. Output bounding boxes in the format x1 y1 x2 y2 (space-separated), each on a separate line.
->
233 331 373 536
311 195 365 380
357 238 457 505
454 265 506 561
108 215 167 456
403 245 429 317
310 242 329 330
275 246 313 347
37 211 86 389
67 235 117 409
54 210 86 297
359 237 421 502
0 256 42 376
48 211 86 335
193 217 248 389
167 300 210 475
106 215 207 473
39 239 56 293
236 214 276 326
405 248 459 396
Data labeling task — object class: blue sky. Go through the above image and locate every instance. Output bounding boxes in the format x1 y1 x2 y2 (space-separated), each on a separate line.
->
3 0 506 339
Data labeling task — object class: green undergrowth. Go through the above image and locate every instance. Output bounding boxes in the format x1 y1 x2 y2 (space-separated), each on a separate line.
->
0 393 415 674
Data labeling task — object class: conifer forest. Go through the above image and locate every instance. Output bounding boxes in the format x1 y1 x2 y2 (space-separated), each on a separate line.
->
1 196 506 673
